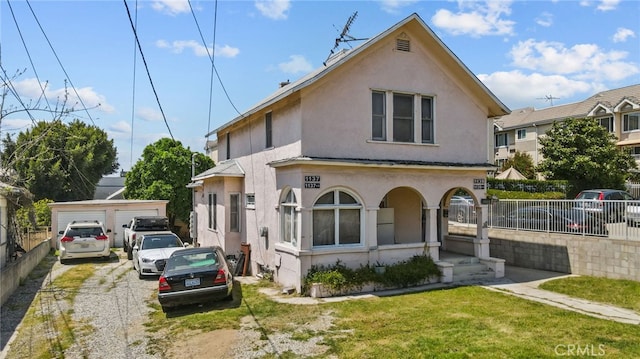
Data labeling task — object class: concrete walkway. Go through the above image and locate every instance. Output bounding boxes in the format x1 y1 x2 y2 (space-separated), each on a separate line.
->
483 266 640 325
249 265 640 325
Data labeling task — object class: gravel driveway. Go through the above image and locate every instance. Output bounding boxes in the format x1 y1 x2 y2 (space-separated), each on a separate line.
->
1 251 158 359
1 251 333 359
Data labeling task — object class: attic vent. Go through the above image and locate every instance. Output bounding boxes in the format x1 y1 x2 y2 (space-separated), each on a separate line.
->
396 38 410 52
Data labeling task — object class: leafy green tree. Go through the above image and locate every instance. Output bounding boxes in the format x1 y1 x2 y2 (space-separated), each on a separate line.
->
16 198 53 230
1 120 119 201
124 138 214 224
501 150 536 179
537 117 637 196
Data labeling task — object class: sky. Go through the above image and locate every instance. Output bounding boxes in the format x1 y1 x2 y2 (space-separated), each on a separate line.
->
2 0 639 172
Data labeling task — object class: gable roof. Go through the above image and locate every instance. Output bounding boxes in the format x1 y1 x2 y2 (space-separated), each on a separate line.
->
192 159 245 181
494 84 640 130
207 13 509 138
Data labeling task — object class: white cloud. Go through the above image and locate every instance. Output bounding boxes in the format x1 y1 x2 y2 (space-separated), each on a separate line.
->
535 12 553 27
613 27 636 43
379 0 419 14
151 0 190 16
278 55 313 74
431 0 515 37
255 0 290 20
136 107 163 122
156 40 239 59
215 45 240 58
509 39 639 81
109 121 132 134
12 78 114 114
597 0 620 11
0 118 34 133
478 70 592 109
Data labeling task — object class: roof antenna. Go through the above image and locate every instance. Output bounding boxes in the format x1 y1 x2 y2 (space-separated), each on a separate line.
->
323 11 367 66
537 94 559 107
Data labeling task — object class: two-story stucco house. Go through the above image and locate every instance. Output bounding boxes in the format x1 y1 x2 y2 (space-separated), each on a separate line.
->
191 13 510 292
493 84 640 172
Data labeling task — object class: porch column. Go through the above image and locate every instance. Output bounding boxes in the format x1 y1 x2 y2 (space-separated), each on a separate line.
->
474 204 490 258
425 205 441 261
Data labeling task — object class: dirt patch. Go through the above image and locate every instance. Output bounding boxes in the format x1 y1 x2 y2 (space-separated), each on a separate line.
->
166 329 239 358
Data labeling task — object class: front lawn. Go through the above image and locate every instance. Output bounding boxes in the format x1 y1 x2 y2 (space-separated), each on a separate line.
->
147 281 640 358
540 275 640 312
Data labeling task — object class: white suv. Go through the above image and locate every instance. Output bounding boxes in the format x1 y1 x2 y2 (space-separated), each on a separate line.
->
58 221 112 264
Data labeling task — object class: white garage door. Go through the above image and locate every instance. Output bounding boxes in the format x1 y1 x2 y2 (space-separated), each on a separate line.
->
57 211 107 240
114 209 159 247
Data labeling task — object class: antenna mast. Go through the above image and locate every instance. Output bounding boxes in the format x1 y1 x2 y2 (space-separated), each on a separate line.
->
536 94 559 106
323 11 367 66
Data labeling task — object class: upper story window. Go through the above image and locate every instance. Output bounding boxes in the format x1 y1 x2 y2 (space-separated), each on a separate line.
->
495 133 508 147
516 129 526 140
629 146 640 160
393 93 414 142
623 112 640 132
312 189 362 247
225 133 230 160
372 91 386 140
265 112 273 148
421 96 434 144
597 116 614 133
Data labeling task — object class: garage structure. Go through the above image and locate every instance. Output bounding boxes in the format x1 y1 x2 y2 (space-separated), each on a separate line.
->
50 200 168 249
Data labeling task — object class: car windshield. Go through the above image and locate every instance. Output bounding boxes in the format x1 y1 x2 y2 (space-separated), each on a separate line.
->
576 192 600 200
141 235 182 250
165 251 218 271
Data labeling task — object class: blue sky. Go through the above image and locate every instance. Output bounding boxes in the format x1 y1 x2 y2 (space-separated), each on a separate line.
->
2 0 639 171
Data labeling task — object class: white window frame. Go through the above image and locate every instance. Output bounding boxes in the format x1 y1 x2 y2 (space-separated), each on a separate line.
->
597 116 614 133
265 112 273 148
421 96 434 144
516 129 526 140
246 193 255 209
208 193 217 230
623 112 640 132
312 189 363 247
230 193 241 232
495 133 508 147
371 91 386 141
371 90 436 144
392 93 414 142
280 189 298 245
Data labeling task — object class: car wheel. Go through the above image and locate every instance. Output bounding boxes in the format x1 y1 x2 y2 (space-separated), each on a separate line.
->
161 305 172 313
59 258 68 265
137 267 143 279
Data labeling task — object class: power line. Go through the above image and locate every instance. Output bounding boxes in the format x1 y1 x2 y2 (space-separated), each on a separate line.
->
6 0 53 120
123 0 174 140
25 0 96 125
128 0 139 169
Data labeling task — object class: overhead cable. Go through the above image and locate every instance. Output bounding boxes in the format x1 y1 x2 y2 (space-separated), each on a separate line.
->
123 0 174 140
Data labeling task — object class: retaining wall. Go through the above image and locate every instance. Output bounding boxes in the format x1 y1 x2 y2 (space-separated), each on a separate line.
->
450 227 640 281
0 239 51 306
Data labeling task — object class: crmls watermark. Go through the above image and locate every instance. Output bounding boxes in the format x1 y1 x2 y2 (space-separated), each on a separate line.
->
554 344 606 356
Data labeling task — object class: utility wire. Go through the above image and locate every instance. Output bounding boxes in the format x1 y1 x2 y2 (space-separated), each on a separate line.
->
25 0 96 125
128 0 139 168
123 0 174 140
187 0 243 119
6 0 53 120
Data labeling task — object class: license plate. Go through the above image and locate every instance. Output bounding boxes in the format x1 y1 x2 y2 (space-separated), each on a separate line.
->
185 278 200 287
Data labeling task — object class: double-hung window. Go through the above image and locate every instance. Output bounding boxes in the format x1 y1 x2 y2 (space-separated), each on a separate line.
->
495 133 508 147
372 91 386 140
230 193 240 232
597 116 614 133
421 96 434 143
516 129 526 140
208 193 217 230
393 93 414 142
281 189 298 244
623 112 640 132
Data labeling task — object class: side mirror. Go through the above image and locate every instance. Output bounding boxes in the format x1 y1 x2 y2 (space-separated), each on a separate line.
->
107 229 112 233
122 224 128 228
58 230 64 235
133 245 139 251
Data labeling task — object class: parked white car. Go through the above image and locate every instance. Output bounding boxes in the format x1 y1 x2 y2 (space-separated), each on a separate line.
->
58 221 112 264
625 202 640 227
132 232 186 278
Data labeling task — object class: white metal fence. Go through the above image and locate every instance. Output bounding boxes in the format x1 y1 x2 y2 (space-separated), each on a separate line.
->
450 199 640 240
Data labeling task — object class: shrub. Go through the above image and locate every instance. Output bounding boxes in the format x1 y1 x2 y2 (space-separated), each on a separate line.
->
303 255 441 295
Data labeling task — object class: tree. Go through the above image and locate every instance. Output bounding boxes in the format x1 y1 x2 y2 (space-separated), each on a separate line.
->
537 117 637 196
1 119 119 201
124 138 214 225
501 150 535 179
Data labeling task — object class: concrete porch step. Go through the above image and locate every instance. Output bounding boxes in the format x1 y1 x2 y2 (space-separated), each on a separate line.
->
453 263 495 282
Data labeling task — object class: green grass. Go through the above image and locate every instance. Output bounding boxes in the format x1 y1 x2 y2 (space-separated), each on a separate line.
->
540 276 640 312
144 280 640 358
